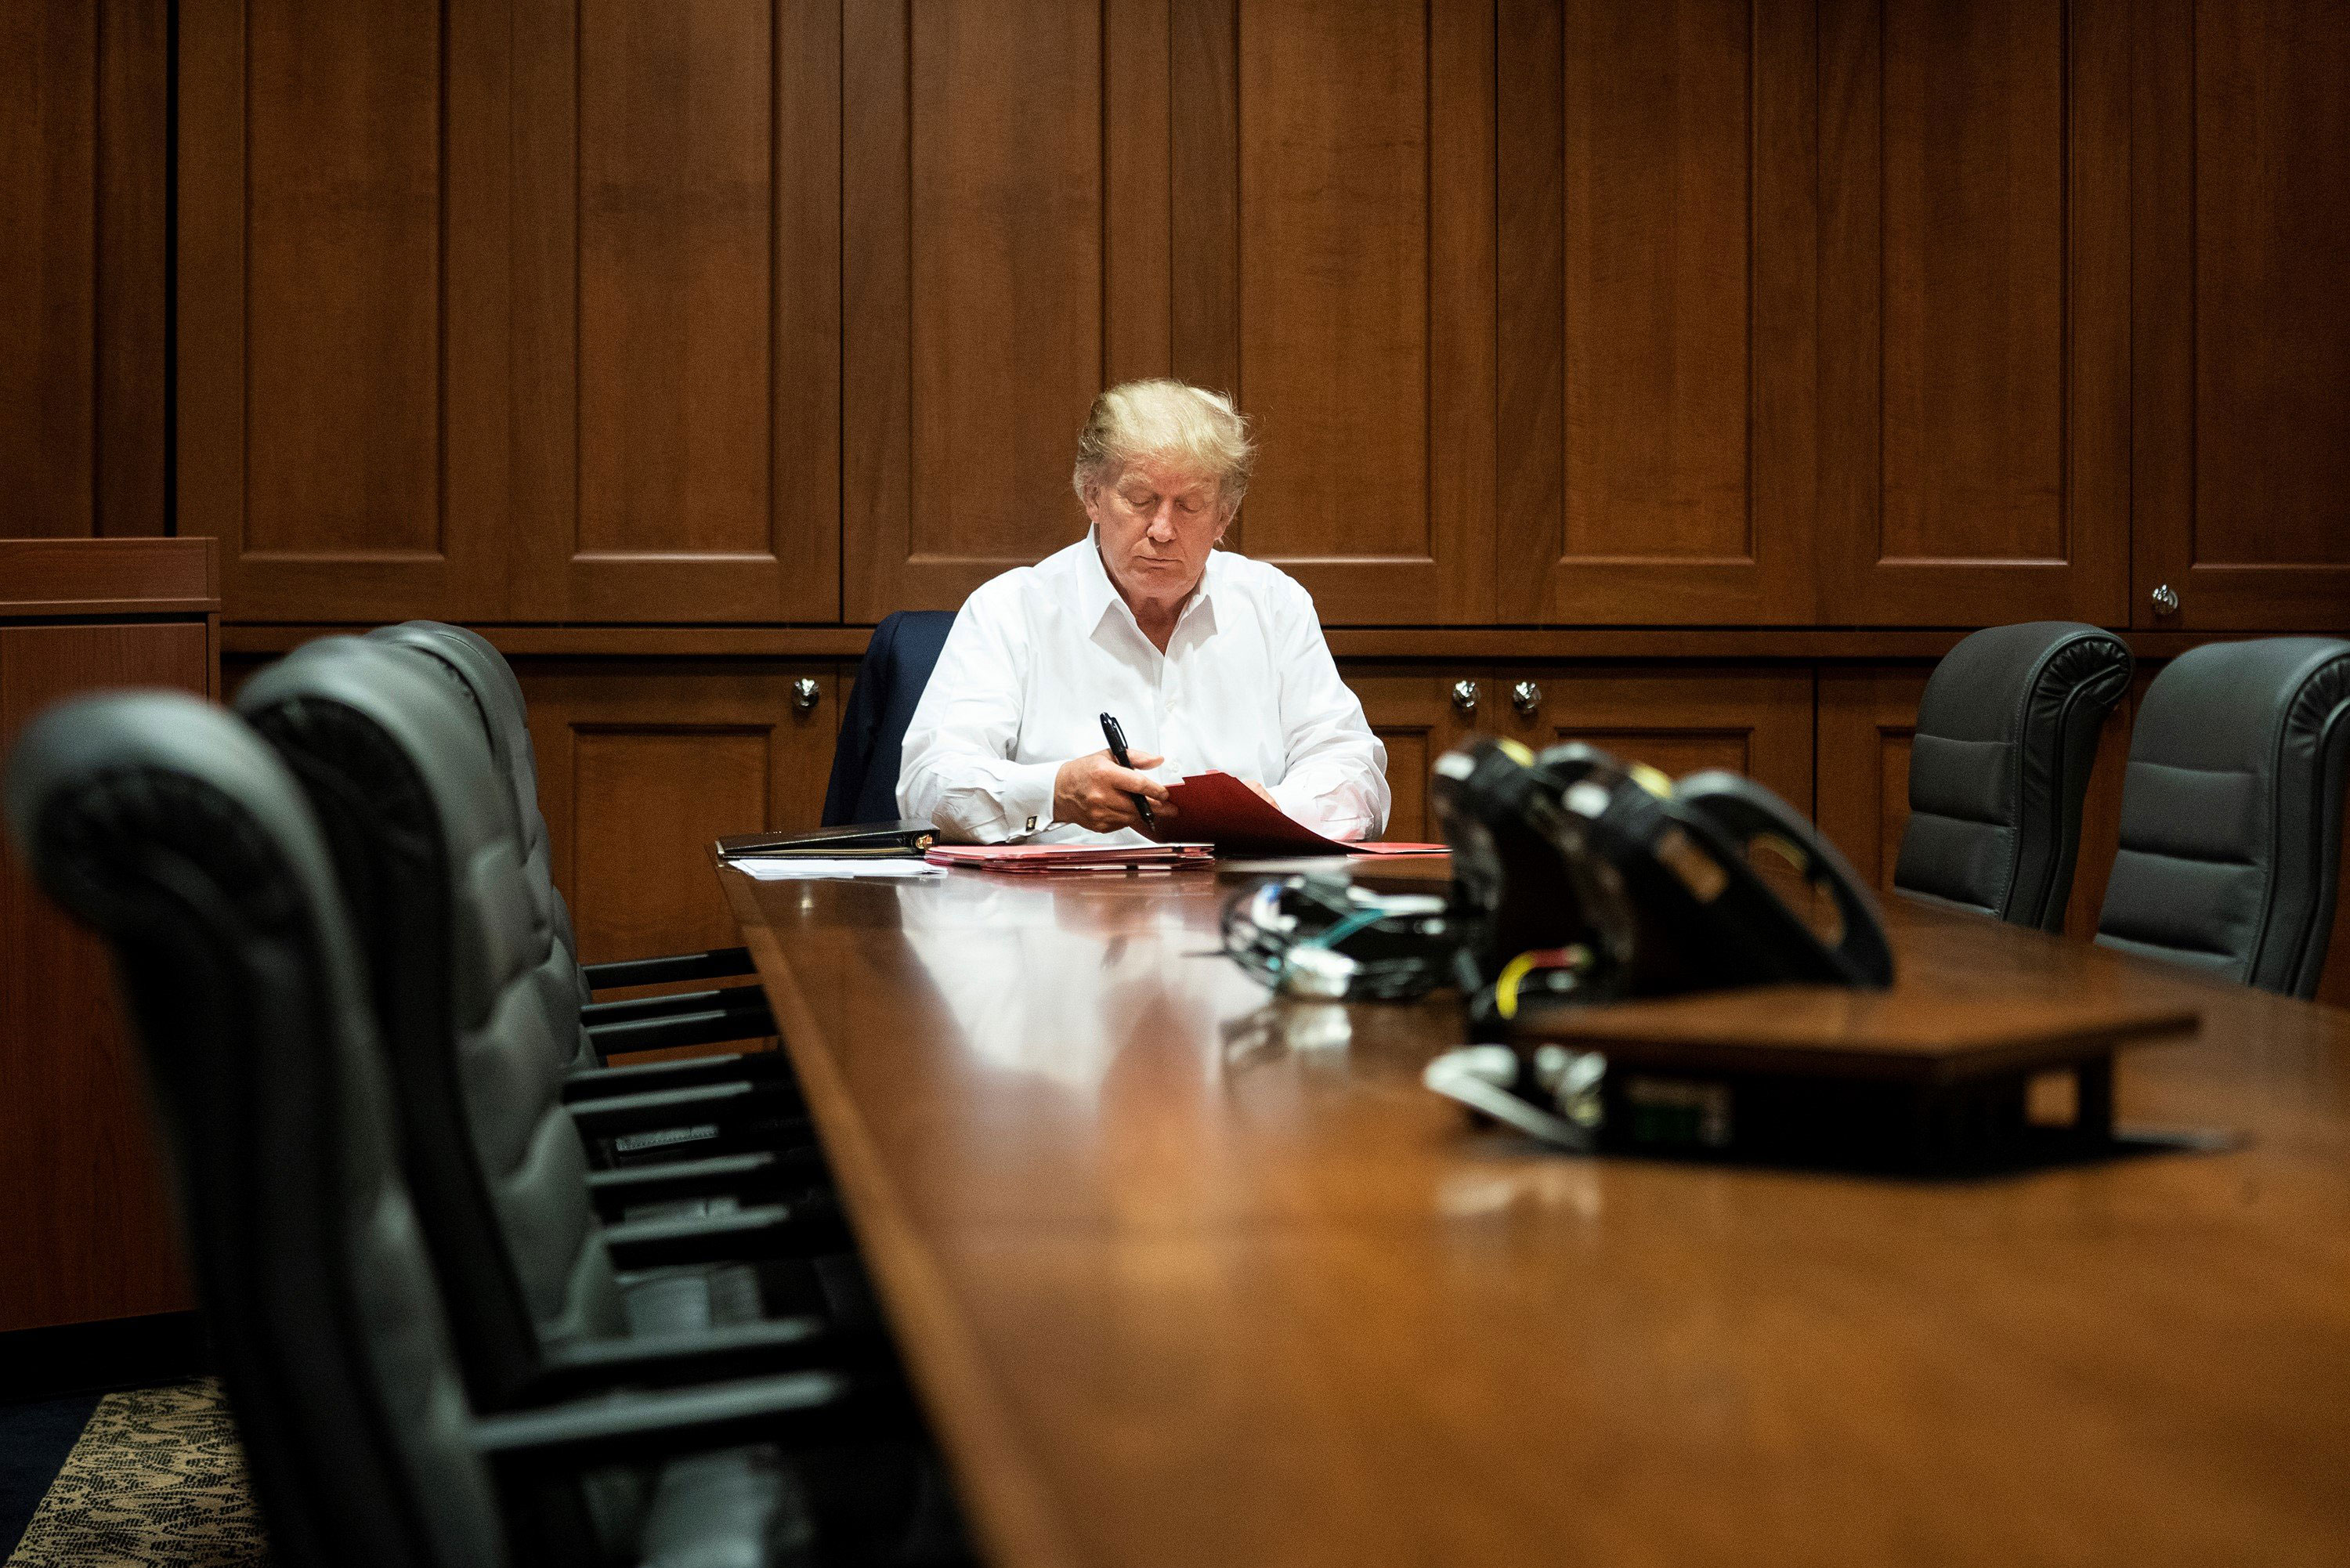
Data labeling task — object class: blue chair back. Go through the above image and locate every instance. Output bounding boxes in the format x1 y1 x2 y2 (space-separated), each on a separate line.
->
822 611 958 826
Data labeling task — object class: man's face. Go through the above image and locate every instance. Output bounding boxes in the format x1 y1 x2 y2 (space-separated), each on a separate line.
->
1083 457 1230 606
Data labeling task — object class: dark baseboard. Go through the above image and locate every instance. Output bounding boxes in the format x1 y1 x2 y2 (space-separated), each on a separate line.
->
0 1312 211 1402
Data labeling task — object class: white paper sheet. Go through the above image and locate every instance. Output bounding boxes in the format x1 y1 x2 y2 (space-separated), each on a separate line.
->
724 856 946 880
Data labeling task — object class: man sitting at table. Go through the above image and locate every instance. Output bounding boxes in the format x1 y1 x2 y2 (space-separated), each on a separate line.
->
898 378 1390 844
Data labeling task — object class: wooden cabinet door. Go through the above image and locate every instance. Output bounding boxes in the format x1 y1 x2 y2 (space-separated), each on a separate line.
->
1495 0 1817 624
1343 668 1479 842
1815 664 2130 939
1517 666 1816 815
179 0 510 622
841 0 1172 620
0 623 206 1331
1 0 168 540
1166 0 1496 624
505 0 840 623
1 0 100 540
1816 0 2131 625
2131 0 2350 631
519 663 840 964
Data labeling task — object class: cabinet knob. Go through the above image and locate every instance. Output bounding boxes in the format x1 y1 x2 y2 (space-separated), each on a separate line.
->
1510 679 1542 717
791 677 821 712
1449 678 1480 716
2150 583 2180 616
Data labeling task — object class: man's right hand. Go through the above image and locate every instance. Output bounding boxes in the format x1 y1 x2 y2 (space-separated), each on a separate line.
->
1052 749 1177 834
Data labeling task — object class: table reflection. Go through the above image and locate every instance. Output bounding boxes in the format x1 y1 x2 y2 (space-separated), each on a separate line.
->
889 873 1267 1095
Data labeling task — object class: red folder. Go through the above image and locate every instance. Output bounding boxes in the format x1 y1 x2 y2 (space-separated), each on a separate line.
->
1148 771 1447 857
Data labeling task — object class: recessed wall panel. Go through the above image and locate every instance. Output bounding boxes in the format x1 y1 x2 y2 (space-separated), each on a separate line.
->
1562 0 1752 565
577 0 774 558
1878 0 2066 564
244 0 443 555
906 0 1104 563
1237 0 1429 565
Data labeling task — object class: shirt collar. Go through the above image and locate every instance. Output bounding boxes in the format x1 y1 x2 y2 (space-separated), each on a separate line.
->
1076 529 1124 636
1079 530 1223 644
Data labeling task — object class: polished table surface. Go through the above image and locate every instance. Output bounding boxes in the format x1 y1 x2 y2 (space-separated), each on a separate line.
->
718 858 2350 1567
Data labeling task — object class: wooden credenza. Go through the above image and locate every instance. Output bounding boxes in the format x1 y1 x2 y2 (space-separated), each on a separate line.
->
0 537 218 1332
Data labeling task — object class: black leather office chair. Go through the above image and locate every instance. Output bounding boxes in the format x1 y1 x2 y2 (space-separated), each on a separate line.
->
2096 638 2350 997
2 692 860 1568
1894 621 2133 930
367 620 779 1063
248 635 799 1152
822 611 958 827
234 639 861 1375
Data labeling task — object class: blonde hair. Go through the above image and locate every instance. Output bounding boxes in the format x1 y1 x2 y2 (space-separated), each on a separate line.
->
1071 379 1256 516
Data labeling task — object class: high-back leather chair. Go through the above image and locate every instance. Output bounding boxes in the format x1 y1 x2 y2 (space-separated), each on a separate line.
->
1895 622 2133 930
2096 638 2350 997
364 626 811 1172
822 611 958 826
1 692 846 1568
367 620 593 1009
234 641 849 1400
366 620 777 1063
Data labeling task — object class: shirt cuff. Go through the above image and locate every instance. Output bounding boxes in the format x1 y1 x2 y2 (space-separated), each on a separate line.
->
1269 779 1368 842
999 761 1061 840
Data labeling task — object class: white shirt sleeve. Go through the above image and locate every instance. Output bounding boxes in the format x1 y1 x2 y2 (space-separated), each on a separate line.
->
1264 580 1391 841
895 592 1061 844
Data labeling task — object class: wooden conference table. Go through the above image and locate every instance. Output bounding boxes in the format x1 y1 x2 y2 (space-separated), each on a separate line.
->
718 854 2350 1567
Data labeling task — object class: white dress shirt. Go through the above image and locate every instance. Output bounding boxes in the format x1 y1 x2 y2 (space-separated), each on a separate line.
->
897 533 1390 844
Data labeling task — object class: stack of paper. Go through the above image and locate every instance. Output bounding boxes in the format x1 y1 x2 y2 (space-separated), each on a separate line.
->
924 842 1217 874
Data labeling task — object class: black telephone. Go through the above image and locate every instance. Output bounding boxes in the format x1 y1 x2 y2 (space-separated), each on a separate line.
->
1430 737 1893 1031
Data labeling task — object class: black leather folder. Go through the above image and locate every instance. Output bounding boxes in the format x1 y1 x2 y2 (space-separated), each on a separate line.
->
716 819 937 858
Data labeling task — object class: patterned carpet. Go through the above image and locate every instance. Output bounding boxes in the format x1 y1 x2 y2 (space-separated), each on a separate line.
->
5 1382 266 1567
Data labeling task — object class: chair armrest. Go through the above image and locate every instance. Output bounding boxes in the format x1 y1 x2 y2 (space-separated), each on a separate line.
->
564 1052 797 1105
584 948 757 992
472 1370 898 1472
584 1149 829 1218
580 984 774 1031
602 1198 851 1270
516 1316 853 1404
587 1006 776 1060
565 1081 807 1141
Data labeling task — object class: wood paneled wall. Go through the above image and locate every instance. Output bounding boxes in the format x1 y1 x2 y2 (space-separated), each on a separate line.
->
152 0 2347 632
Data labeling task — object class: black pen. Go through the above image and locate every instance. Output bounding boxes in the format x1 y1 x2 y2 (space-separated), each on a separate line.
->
1098 712 1157 830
